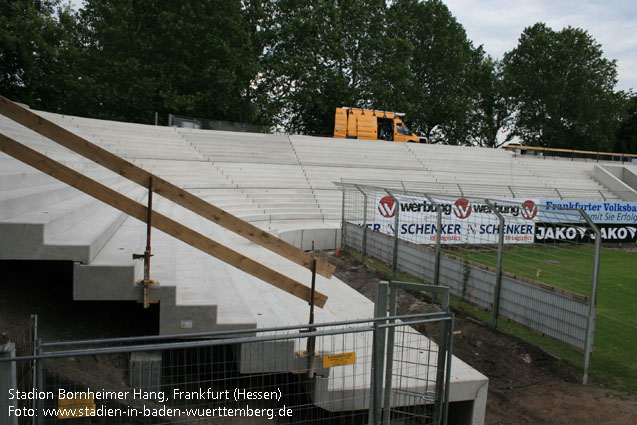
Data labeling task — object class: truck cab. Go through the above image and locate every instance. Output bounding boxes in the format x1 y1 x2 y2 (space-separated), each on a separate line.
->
334 107 419 143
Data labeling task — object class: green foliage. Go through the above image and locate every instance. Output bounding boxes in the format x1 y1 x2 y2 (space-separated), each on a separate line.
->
0 0 70 108
468 56 510 147
259 0 387 135
502 23 623 151
77 0 259 124
615 92 637 154
382 0 482 144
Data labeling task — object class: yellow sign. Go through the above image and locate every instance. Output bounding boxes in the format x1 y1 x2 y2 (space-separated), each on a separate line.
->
322 352 356 368
58 393 96 419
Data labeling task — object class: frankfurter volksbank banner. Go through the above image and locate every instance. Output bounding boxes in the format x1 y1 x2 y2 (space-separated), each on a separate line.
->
357 195 637 245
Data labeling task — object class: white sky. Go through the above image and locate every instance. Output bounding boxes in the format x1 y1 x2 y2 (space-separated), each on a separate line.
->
443 0 637 92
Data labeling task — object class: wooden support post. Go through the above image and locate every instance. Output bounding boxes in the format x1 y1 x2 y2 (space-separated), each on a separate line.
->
0 134 328 308
132 176 156 308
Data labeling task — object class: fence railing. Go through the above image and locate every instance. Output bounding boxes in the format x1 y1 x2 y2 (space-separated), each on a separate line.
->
1 313 455 425
339 183 601 384
336 177 634 202
168 114 272 134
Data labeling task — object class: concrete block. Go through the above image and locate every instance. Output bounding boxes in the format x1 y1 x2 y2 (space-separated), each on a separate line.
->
0 341 18 425
129 351 162 392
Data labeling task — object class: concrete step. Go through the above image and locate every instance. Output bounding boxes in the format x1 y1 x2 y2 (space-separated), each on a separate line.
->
247 196 317 204
0 170 59 190
0 183 146 263
239 212 328 222
255 201 318 209
0 182 85 220
1 179 137 239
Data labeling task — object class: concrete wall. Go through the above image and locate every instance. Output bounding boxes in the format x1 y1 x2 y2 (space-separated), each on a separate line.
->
624 167 637 190
277 228 341 251
593 165 637 201
602 165 637 191
344 223 589 350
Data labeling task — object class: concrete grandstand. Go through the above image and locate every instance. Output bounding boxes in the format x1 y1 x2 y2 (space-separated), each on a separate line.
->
1 101 635 424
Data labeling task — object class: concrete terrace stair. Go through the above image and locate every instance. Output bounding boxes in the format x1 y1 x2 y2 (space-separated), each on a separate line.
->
512 154 621 200
1 110 618 333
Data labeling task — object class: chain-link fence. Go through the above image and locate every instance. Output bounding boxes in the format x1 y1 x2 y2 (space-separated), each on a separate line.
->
168 114 272 134
1 316 37 425
1 313 456 425
339 183 602 384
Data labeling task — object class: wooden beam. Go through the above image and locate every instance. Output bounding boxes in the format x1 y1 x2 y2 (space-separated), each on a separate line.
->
0 96 335 278
0 134 328 308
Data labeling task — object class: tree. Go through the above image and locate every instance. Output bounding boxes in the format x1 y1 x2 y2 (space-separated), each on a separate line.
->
468 56 510 147
78 0 260 124
615 92 637 154
502 23 623 151
380 0 483 144
259 0 387 135
0 0 76 110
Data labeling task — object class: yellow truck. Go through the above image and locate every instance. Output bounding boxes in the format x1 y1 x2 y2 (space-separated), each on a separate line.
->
333 107 420 142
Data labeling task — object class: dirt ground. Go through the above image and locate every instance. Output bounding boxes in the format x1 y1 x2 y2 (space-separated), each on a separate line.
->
2 256 637 425
315 250 637 425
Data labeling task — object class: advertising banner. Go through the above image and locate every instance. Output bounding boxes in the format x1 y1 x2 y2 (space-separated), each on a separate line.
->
534 223 637 243
540 200 637 224
537 200 637 243
362 195 539 245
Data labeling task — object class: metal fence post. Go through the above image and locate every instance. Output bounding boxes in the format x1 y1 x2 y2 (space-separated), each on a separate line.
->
30 314 38 425
443 314 455 425
340 179 346 249
382 283 398 425
385 190 400 280
356 185 368 264
579 208 601 385
370 281 389 425
425 194 442 286
0 341 18 425
485 200 505 328
35 340 44 425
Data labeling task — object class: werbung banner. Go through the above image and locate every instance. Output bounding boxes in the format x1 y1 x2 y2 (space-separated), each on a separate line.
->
365 195 539 244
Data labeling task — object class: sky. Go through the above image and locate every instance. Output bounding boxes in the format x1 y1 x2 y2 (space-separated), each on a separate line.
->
443 0 637 92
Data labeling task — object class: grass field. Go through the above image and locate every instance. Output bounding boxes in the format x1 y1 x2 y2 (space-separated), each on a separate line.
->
459 246 637 392
590 249 637 392
462 244 596 296
350 246 637 393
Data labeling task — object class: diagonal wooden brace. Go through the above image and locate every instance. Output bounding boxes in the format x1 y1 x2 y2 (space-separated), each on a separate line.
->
0 95 335 279
0 134 328 308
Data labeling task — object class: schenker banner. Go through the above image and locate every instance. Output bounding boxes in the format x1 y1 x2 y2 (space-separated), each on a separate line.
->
368 195 539 245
